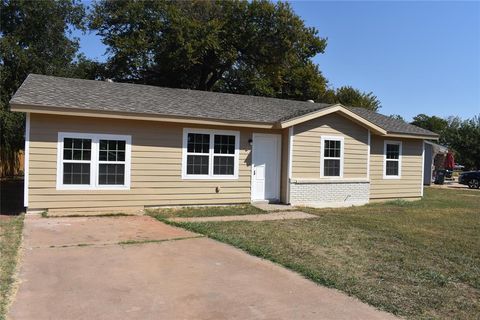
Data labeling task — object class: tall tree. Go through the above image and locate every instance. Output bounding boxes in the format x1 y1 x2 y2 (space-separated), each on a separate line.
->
442 116 480 170
334 86 381 111
389 114 406 122
411 114 480 170
90 0 333 101
0 0 92 174
411 114 448 135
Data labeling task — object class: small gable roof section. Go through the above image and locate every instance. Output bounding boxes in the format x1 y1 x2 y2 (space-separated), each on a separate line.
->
10 74 438 139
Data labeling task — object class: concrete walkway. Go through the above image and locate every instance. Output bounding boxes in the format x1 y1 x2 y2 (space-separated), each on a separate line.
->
251 202 296 211
9 215 398 320
168 211 317 223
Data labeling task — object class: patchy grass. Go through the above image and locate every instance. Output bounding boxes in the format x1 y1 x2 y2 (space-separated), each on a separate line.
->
0 215 24 320
170 188 480 319
147 204 265 220
41 211 134 218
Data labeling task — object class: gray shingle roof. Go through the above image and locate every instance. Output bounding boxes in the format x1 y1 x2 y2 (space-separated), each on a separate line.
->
10 74 438 137
346 107 438 137
11 74 330 124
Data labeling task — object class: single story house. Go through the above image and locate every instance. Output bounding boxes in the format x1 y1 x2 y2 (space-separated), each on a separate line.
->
11 74 438 214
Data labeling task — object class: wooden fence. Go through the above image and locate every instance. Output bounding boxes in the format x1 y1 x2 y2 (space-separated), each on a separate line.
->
0 150 24 178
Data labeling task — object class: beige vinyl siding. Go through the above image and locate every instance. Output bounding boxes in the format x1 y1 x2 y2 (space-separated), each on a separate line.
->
369 135 423 199
291 113 369 179
28 114 280 211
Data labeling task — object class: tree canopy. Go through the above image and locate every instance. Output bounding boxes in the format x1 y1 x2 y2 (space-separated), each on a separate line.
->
411 114 449 135
333 86 381 111
411 114 480 170
89 0 339 102
0 0 94 155
1 0 389 176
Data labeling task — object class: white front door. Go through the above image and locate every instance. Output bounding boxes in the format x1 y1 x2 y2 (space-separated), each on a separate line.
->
251 133 281 202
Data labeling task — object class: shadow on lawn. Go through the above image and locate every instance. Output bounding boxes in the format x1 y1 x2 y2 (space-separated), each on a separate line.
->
0 177 24 215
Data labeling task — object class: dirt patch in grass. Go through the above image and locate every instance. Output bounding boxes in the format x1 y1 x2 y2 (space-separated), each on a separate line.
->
0 214 24 320
147 204 265 220
171 188 480 319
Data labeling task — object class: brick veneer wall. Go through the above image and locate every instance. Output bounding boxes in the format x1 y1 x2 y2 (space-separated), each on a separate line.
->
290 180 370 207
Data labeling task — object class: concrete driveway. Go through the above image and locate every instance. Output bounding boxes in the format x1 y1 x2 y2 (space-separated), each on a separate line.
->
9 215 397 320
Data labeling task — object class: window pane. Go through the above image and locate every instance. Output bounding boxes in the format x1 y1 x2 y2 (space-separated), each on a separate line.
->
64 138 73 149
214 135 235 154
99 139 127 162
98 164 125 185
63 163 90 184
324 139 341 158
187 133 210 153
63 138 91 160
386 160 399 176
73 149 82 160
63 149 72 160
186 155 209 175
108 140 117 150
213 156 234 175
117 151 125 161
108 151 116 161
73 139 83 149
324 159 340 176
386 144 400 159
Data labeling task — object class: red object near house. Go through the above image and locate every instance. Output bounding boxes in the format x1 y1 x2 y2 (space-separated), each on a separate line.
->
445 152 455 170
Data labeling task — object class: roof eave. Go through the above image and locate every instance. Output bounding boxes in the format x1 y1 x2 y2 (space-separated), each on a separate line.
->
10 103 276 129
384 132 440 140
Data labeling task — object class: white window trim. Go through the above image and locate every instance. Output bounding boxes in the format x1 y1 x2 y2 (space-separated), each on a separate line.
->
383 140 402 179
182 128 240 180
56 132 132 190
320 135 344 179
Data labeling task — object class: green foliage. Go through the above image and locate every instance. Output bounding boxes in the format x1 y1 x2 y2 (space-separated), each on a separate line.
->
443 116 480 170
388 114 405 122
411 114 448 134
411 114 480 170
334 86 381 111
90 0 333 102
0 0 99 172
1 0 382 163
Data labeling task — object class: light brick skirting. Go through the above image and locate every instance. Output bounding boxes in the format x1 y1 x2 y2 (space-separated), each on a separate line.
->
290 180 370 207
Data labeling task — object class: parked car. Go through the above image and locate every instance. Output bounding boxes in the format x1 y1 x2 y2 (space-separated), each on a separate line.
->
458 171 480 189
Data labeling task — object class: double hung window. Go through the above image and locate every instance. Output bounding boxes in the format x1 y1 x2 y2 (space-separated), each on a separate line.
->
321 136 344 177
57 133 131 189
384 141 402 178
183 129 239 179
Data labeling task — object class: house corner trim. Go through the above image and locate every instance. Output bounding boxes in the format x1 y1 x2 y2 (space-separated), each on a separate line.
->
24 113 30 207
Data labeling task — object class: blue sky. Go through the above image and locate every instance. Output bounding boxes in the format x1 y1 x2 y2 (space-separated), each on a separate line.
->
76 1 480 121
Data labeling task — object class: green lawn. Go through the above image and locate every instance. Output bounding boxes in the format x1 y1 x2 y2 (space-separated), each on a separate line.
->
147 204 265 220
166 188 480 319
0 215 24 320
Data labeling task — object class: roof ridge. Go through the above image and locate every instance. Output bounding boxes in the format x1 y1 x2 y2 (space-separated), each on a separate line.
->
11 74 438 137
24 74 333 109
